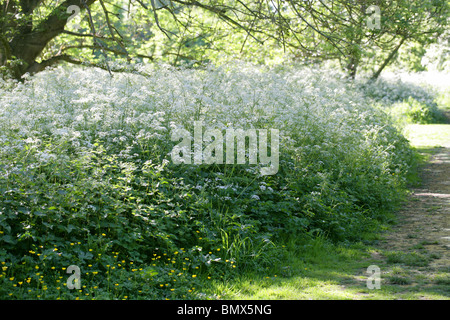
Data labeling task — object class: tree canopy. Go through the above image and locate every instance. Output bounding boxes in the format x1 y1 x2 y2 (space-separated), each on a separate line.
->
1 0 448 79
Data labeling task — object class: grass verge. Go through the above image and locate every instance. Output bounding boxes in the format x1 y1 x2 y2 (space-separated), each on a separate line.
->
203 236 449 300
204 111 450 300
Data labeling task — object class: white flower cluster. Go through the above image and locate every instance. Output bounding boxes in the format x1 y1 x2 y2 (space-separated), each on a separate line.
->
0 62 417 183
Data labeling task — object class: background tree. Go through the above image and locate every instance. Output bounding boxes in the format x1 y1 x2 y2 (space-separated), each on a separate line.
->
0 0 448 80
251 0 449 79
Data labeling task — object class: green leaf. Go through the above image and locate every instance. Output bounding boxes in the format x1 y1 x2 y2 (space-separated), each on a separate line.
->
34 211 46 217
78 251 94 260
1 235 17 245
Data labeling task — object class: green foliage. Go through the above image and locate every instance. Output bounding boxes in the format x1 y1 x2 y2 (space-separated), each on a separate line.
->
358 76 447 124
395 42 427 72
3 0 448 80
388 97 446 124
0 63 420 299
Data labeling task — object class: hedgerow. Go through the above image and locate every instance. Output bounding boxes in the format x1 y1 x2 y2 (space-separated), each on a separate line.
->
0 63 417 299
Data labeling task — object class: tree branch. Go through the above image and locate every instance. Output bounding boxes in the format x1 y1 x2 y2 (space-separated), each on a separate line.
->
62 30 116 41
61 44 154 60
371 36 407 80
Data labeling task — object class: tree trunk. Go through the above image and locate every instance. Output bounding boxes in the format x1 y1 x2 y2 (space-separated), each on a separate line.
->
346 55 359 80
344 37 362 80
371 36 407 80
2 0 97 79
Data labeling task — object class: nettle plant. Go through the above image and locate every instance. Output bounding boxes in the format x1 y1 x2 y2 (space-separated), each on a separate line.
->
0 62 414 299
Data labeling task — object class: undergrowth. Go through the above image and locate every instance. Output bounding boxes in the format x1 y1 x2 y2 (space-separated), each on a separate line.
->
0 63 428 299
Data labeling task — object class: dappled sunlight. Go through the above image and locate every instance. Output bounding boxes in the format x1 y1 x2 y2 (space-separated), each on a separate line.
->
213 265 449 300
414 192 450 198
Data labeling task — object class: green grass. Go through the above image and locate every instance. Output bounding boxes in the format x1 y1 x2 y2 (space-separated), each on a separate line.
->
202 237 449 300
384 251 432 267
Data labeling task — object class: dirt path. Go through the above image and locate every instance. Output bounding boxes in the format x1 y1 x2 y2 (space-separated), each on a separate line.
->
370 117 450 298
379 147 449 263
